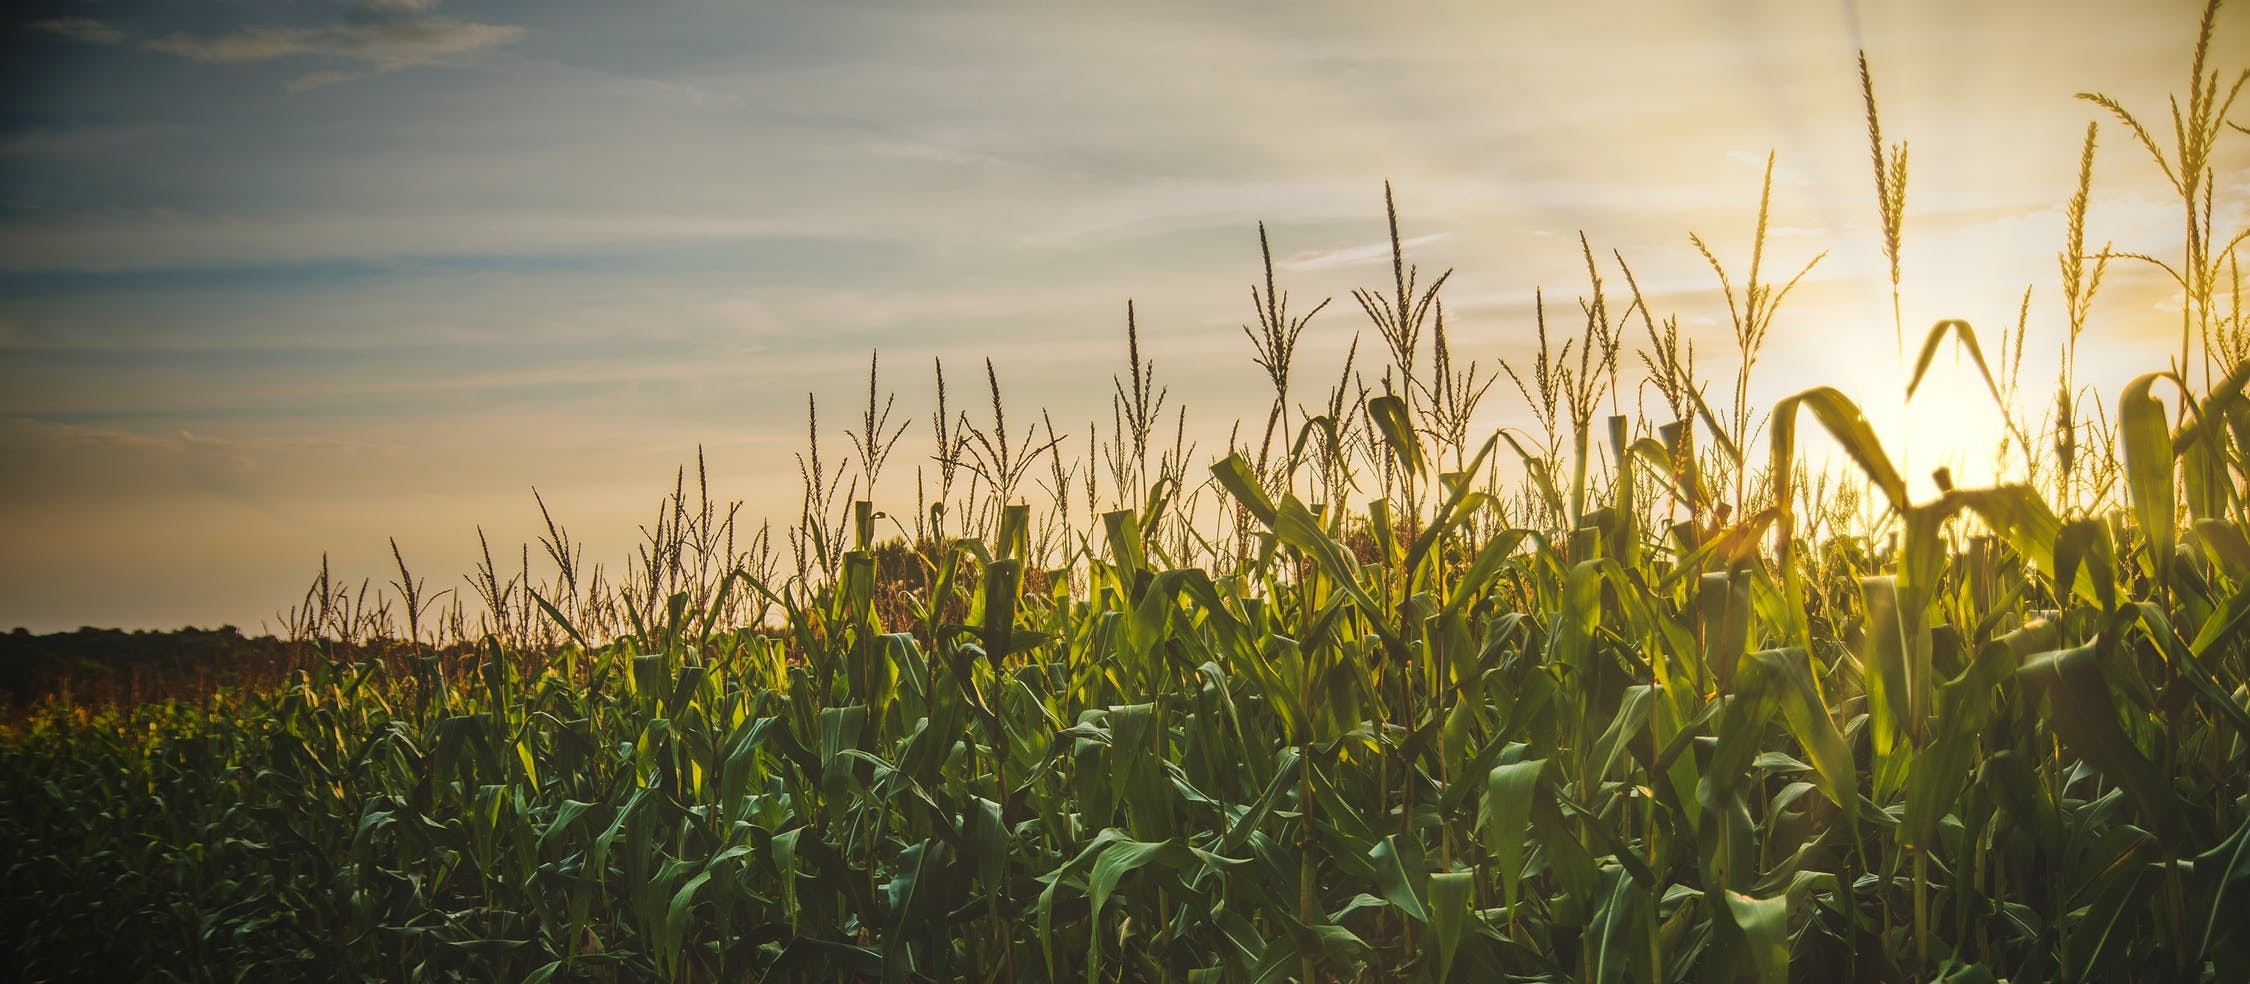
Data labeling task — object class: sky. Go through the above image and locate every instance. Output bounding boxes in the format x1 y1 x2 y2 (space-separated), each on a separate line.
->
1 0 2243 633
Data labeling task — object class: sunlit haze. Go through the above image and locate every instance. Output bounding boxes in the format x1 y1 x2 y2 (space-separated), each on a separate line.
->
2 0 2241 632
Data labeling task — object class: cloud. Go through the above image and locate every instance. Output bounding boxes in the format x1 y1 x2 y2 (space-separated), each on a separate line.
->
144 3 526 70
0 417 401 505
2 417 390 457
29 1 526 85
1280 234 1448 272
23 17 126 44
145 21 524 67
23 2 522 87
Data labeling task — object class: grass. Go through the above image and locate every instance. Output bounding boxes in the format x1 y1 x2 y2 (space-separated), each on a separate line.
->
4 4 2250 981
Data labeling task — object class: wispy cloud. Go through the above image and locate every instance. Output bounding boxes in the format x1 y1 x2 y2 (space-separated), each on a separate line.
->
0 416 397 512
23 1 525 89
145 17 522 67
23 18 126 45
1280 233 1448 272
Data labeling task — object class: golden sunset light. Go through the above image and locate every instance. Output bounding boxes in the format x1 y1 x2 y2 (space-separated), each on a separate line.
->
3 1 2246 980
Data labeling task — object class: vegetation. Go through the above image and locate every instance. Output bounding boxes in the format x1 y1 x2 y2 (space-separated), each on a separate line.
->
0 626 303 713
5 5 2249 981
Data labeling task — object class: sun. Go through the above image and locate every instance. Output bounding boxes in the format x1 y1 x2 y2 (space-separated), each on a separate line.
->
1889 350 2024 498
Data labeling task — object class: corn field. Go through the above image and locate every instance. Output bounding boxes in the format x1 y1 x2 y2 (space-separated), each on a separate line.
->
5 5 2250 982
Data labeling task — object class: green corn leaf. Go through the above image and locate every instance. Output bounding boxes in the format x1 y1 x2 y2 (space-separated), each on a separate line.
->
2055 516 2120 611
1223 746 1301 852
2192 815 2250 966
2192 517 2250 575
1857 575 1911 785
1443 529 1529 617
1978 749 2065 855
1903 617 2056 852
1210 453 1278 529
1771 385 1908 511
1700 570 1752 689
1483 757 1545 913
1087 836 1192 933
1906 319 2007 409
1103 509 1149 582
1400 434 1500 582
1248 922 1371 984
1588 865 1642 984
2175 360 2250 519
2019 643 2183 840
1430 870 1475 982
2139 600 2250 743
657 870 711 978
1369 833 1430 923
883 839 949 982
1742 648 1857 841
1368 394 1425 479
2063 849 2153 981
1269 494 1404 658
1724 889 1790 984
1586 685 1655 784
2120 373 2178 584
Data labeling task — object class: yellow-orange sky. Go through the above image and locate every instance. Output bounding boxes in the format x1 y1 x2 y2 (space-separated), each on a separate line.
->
0 0 2243 631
